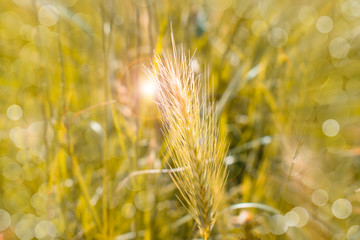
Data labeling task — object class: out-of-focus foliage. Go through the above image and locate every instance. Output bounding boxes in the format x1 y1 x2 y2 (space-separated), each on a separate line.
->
0 0 359 239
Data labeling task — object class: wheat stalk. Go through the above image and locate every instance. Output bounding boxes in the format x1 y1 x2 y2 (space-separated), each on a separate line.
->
145 36 228 239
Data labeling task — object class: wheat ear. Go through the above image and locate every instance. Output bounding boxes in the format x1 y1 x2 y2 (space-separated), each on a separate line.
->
145 36 228 240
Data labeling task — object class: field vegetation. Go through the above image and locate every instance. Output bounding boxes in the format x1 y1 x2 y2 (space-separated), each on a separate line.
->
0 0 359 239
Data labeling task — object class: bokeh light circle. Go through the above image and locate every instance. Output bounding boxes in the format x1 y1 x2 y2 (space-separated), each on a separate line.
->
7 104 23 121
322 119 340 137
34 220 57 239
121 203 136 219
329 38 350 59
2 161 22 181
347 225 360 240
0 12 23 39
312 189 329 206
291 207 309 227
135 191 155 212
269 214 288 235
15 216 36 240
268 28 288 48
316 16 334 33
0 209 11 231
332 198 352 219
38 6 58 27
285 211 299 227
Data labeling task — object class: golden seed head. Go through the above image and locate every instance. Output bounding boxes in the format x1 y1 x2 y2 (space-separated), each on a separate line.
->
144 35 228 239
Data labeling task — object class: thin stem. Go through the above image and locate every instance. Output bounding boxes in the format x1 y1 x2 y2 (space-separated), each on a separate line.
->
115 167 185 193
224 202 281 215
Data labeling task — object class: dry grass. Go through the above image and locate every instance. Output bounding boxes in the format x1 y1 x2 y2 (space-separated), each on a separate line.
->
145 35 228 239
2 0 360 239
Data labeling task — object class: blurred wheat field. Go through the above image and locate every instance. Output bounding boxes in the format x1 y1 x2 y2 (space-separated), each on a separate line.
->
0 0 360 239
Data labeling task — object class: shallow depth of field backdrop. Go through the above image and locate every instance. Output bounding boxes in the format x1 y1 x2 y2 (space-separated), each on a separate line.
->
0 0 360 239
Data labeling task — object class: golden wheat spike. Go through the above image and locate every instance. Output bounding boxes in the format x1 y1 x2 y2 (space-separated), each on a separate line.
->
145 36 228 240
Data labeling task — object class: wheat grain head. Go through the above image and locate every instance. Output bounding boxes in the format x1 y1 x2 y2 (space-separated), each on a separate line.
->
145 36 228 240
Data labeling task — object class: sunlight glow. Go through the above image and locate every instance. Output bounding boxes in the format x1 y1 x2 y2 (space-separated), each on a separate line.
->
140 80 156 99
